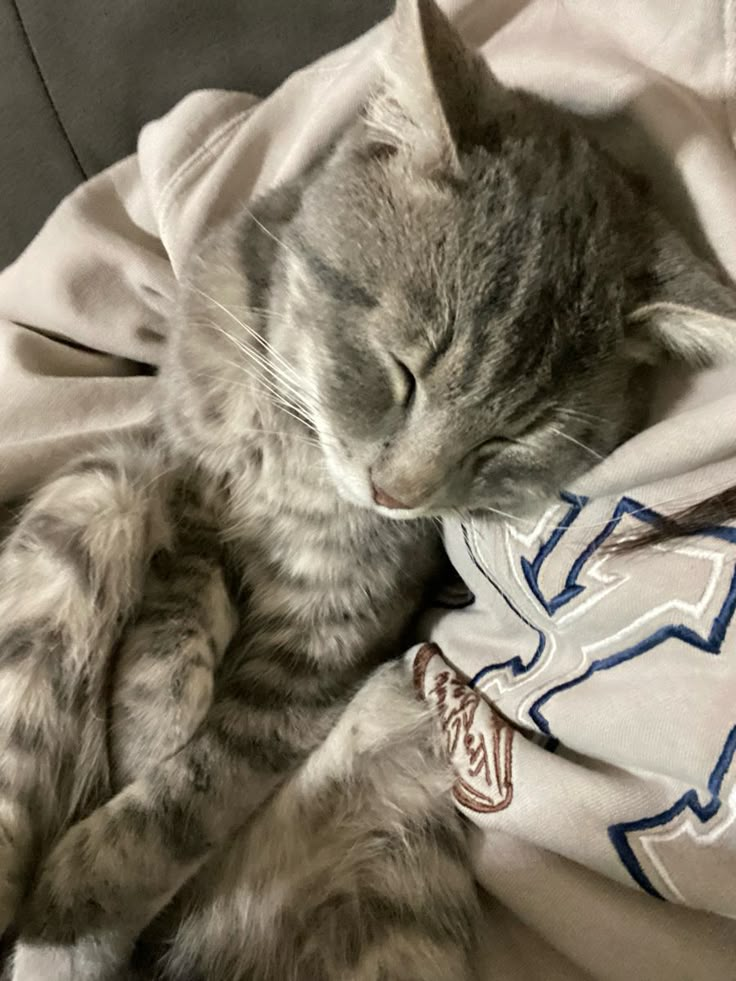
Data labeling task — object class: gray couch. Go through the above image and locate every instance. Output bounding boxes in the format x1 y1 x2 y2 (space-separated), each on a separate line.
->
0 0 391 269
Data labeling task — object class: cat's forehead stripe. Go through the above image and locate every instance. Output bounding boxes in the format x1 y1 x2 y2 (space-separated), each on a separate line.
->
294 236 378 310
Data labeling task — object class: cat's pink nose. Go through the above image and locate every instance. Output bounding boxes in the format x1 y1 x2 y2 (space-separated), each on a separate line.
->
372 483 410 510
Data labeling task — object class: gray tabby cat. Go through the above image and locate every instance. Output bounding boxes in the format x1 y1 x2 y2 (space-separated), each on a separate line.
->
2 0 736 978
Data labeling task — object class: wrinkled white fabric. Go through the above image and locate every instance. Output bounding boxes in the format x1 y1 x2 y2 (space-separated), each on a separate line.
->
1 2 735 977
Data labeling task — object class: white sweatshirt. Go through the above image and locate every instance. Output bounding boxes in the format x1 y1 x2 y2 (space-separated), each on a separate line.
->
0 2 735 977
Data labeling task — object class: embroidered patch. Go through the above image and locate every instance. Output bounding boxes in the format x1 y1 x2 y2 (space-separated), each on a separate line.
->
414 643 514 813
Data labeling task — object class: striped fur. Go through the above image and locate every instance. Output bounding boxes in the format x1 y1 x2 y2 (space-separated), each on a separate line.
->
0 443 173 935
3 427 464 981
6 0 736 978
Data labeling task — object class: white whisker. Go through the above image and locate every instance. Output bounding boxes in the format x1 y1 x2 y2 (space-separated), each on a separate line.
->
192 287 310 392
242 206 300 261
191 364 342 452
216 355 312 423
556 407 609 426
480 506 531 525
196 315 315 413
548 426 604 461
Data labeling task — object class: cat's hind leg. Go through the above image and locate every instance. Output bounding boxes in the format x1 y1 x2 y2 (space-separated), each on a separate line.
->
0 443 171 936
156 659 480 981
11 691 293 981
288 659 481 981
10 472 238 981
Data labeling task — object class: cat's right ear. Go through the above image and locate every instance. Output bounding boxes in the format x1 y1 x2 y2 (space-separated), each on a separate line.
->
628 220 736 366
363 0 503 178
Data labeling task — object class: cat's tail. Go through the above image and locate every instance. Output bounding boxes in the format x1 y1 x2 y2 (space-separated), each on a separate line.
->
0 437 173 933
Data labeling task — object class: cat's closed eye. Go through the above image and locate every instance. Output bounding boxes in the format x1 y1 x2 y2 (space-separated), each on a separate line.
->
473 436 515 457
391 356 416 409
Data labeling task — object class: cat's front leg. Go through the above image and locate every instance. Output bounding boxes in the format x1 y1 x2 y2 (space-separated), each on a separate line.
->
11 933 133 981
108 543 238 788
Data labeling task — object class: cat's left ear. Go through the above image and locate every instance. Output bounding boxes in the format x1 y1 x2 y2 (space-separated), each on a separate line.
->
629 223 736 365
364 0 503 177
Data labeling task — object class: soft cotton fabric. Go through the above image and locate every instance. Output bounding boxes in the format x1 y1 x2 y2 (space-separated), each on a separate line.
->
1 1 735 978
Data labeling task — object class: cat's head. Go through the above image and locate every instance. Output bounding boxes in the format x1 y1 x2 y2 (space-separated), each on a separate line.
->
278 0 736 519
181 0 736 521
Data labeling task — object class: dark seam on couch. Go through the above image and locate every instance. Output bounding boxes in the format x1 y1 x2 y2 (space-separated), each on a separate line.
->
8 0 87 180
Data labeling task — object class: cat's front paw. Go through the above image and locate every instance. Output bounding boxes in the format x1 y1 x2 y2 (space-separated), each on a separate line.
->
12 940 79 981
0 867 24 938
20 818 99 943
15 810 136 980
0 810 35 935
11 935 132 981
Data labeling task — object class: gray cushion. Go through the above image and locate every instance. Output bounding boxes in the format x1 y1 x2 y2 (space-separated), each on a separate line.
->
0 0 391 268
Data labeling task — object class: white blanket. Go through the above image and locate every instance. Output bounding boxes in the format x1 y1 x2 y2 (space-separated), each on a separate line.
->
1 2 736 977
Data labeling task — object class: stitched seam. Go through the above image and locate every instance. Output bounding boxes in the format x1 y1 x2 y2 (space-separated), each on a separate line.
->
157 105 258 238
156 102 258 200
9 0 86 179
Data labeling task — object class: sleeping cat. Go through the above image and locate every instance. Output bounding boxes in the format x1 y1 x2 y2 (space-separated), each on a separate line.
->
2 0 736 978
